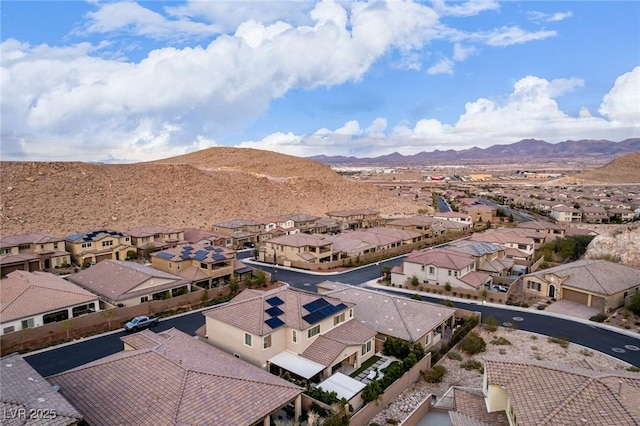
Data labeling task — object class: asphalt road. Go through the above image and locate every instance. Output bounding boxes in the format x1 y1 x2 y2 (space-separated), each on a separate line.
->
437 196 452 213
477 196 534 223
26 256 640 377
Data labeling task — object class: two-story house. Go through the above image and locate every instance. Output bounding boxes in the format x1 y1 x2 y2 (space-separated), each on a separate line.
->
182 227 231 247
126 225 185 256
0 233 71 277
65 229 134 266
201 287 376 383
284 213 320 234
1 271 99 335
151 244 236 288
580 206 609 224
259 234 333 265
258 216 299 241
550 204 582 223
433 212 473 226
325 209 384 230
385 215 439 238
213 219 266 248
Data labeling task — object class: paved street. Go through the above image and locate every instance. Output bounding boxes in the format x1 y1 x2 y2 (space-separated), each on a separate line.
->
25 258 640 377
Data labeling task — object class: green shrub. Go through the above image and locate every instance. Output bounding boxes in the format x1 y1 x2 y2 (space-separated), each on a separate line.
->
447 351 462 361
548 336 569 348
362 380 383 402
627 366 640 372
490 336 511 346
483 316 499 333
459 331 486 355
460 359 483 373
441 300 455 307
422 365 446 383
627 292 640 316
589 313 608 322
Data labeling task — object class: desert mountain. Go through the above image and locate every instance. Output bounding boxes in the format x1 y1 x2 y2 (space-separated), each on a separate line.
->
0 148 421 236
569 152 640 184
310 138 640 164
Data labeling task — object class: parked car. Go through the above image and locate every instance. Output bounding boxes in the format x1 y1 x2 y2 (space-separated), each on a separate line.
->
492 285 508 293
243 241 256 248
124 315 159 332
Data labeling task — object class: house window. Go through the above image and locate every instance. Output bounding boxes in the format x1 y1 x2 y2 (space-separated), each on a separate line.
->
141 296 149 303
361 340 372 355
19 244 30 250
244 333 252 347
454 271 458 277
425 333 431 346
333 313 345 326
21 318 34 329
3 326 15 334
0 248 11 254
200 262 208 269
101 240 114 247
349 309 353 318
448 270 452 276
263 335 272 350
421 265 425 271
624 291 628 299
308 325 320 338
429 266 435 274
53 242 58 249
528 281 541 292
125 237 130 241
168 262 173 269
292 330 297 343
81 242 92 248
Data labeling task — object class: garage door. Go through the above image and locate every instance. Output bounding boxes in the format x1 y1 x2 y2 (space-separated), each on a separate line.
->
96 253 112 263
562 288 589 305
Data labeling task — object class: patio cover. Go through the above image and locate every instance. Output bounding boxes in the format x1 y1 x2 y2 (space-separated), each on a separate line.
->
269 350 325 380
316 373 366 401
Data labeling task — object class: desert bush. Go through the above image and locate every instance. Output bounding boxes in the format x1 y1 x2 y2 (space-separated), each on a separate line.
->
579 349 593 357
499 348 507 355
490 336 511 346
589 313 608 322
460 359 483 373
548 336 569 348
459 331 486 355
483 316 499 333
422 365 447 383
447 351 462 361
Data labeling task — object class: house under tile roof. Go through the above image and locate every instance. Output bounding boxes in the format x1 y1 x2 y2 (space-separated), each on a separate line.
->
483 356 640 426
153 243 234 264
65 229 128 242
1 353 82 425
525 259 640 295
302 319 376 367
0 232 64 248
317 282 456 342
204 287 353 336
1 271 99 324
405 248 476 271
125 225 182 238
49 328 302 426
268 233 332 248
66 260 190 302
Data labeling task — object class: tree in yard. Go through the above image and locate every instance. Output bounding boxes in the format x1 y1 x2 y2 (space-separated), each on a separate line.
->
60 318 73 340
410 275 419 286
381 264 392 282
628 292 640 316
444 282 452 293
102 309 116 329
228 276 239 295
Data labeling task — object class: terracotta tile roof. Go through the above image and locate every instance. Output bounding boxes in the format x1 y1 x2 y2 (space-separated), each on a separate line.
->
451 387 508 425
268 233 331 248
215 218 265 228
525 259 640 295
484 356 640 426
470 231 533 246
318 282 455 342
65 229 129 242
182 228 228 244
302 319 376 367
67 260 190 302
0 232 65 248
1 353 82 425
449 411 494 426
386 216 438 227
326 209 379 217
126 225 182 237
406 248 475 271
49 328 302 426
284 213 320 223
1 271 98 323
204 287 353 336
458 271 492 289
517 220 563 231
0 253 40 265
152 243 235 264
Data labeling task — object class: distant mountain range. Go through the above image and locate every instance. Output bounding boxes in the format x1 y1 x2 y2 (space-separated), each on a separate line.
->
309 138 640 165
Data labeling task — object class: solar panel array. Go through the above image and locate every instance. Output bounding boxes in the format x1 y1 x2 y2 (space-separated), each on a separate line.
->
67 233 83 241
156 252 174 260
302 298 348 325
212 253 227 261
265 317 285 329
213 247 223 253
204 246 215 251
486 243 498 251
472 242 486 255
193 250 208 261
265 296 284 306
265 306 284 317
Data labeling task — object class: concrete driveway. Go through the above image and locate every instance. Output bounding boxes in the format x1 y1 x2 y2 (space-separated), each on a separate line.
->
544 300 600 320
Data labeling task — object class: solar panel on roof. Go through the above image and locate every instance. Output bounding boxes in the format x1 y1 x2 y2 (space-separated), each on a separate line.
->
193 251 208 261
212 253 226 261
67 233 83 241
303 298 331 313
266 296 284 306
303 311 324 325
472 242 485 255
156 252 174 260
213 247 223 252
204 245 215 251
265 317 285 329
183 245 193 250
265 306 284 317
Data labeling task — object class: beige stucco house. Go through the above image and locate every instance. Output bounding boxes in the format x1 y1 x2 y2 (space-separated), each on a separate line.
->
259 233 333 265
65 229 134 266
325 209 384 230
126 225 185 255
0 232 71 277
550 204 582 223
1 271 99 335
523 259 640 312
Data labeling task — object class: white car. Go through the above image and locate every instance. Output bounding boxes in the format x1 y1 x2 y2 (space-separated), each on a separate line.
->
492 285 508 293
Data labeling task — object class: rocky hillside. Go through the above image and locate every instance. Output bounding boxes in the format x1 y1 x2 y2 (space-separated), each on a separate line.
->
571 152 640 183
584 223 640 267
0 148 422 236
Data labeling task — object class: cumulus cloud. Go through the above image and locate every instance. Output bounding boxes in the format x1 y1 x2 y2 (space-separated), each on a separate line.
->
239 69 640 157
453 42 477 61
427 57 454 75
528 10 573 24
431 0 500 17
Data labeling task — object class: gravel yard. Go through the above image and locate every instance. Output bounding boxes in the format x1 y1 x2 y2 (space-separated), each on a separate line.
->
370 326 634 425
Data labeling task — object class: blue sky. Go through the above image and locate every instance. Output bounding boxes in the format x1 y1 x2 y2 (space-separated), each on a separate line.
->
1 0 639 162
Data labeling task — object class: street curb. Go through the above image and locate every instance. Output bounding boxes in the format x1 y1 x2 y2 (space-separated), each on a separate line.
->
365 282 640 339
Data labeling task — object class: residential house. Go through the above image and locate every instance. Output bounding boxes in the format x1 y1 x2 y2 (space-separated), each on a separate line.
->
0 232 70 277
151 244 236 288
313 217 342 234
516 220 565 238
182 227 231 247
317 282 457 350
523 259 640 312
325 209 384 230
470 230 535 258
284 213 320 234
126 225 185 255
321 234 375 259
444 240 515 278
1 353 82 425
49 328 304 426
433 212 473 226
66 260 191 307
482 357 640 426
550 204 582 223
213 219 265 247
259 234 333 265
201 287 377 384
460 204 494 224
65 229 134 266
580 206 609 224
1 271 99 335
259 216 299 242
391 248 492 291
385 215 439 238
607 207 635 222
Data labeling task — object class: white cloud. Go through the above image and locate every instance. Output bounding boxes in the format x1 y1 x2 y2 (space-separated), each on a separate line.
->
238 69 640 157
431 0 500 17
474 26 556 47
599 66 640 124
453 42 477 61
528 10 573 24
427 58 454 75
